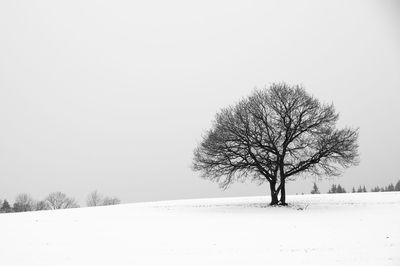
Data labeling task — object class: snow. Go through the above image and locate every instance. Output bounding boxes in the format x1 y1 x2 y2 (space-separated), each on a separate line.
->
1 192 399 266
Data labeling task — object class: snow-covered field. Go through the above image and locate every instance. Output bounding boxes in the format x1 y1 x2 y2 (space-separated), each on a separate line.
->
1 192 399 266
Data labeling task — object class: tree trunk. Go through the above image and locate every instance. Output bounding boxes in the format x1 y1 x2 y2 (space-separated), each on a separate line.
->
279 180 287 205
269 181 279 205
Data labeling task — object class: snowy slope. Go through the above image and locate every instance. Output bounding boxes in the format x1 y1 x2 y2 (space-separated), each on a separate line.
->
1 192 399 266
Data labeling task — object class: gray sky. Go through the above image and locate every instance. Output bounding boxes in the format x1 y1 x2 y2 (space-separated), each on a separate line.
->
0 0 399 204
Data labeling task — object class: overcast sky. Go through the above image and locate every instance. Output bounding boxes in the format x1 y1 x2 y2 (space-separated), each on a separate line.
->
0 0 399 204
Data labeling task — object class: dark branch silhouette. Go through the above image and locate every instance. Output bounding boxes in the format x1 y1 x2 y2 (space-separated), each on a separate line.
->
192 83 359 205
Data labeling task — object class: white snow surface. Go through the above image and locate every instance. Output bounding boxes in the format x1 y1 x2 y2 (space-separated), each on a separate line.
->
1 192 399 266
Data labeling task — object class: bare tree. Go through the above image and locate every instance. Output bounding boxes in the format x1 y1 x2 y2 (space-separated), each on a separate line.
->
102 196 121 205
86 190 104 207
13 193 34 212
87 191 121 207
35 200 49 211
45 192 79 210
193 83 359 205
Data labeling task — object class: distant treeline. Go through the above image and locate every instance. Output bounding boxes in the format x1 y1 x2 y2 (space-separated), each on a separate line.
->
0 190 120 214
311 180 400 194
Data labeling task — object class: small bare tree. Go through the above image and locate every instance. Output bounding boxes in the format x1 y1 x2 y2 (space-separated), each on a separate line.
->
102 197 121 205
87 191 121 206
86 190 104 207
13 193 34 212
45 192 79 209
193 83 359 205
35 200 49 211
